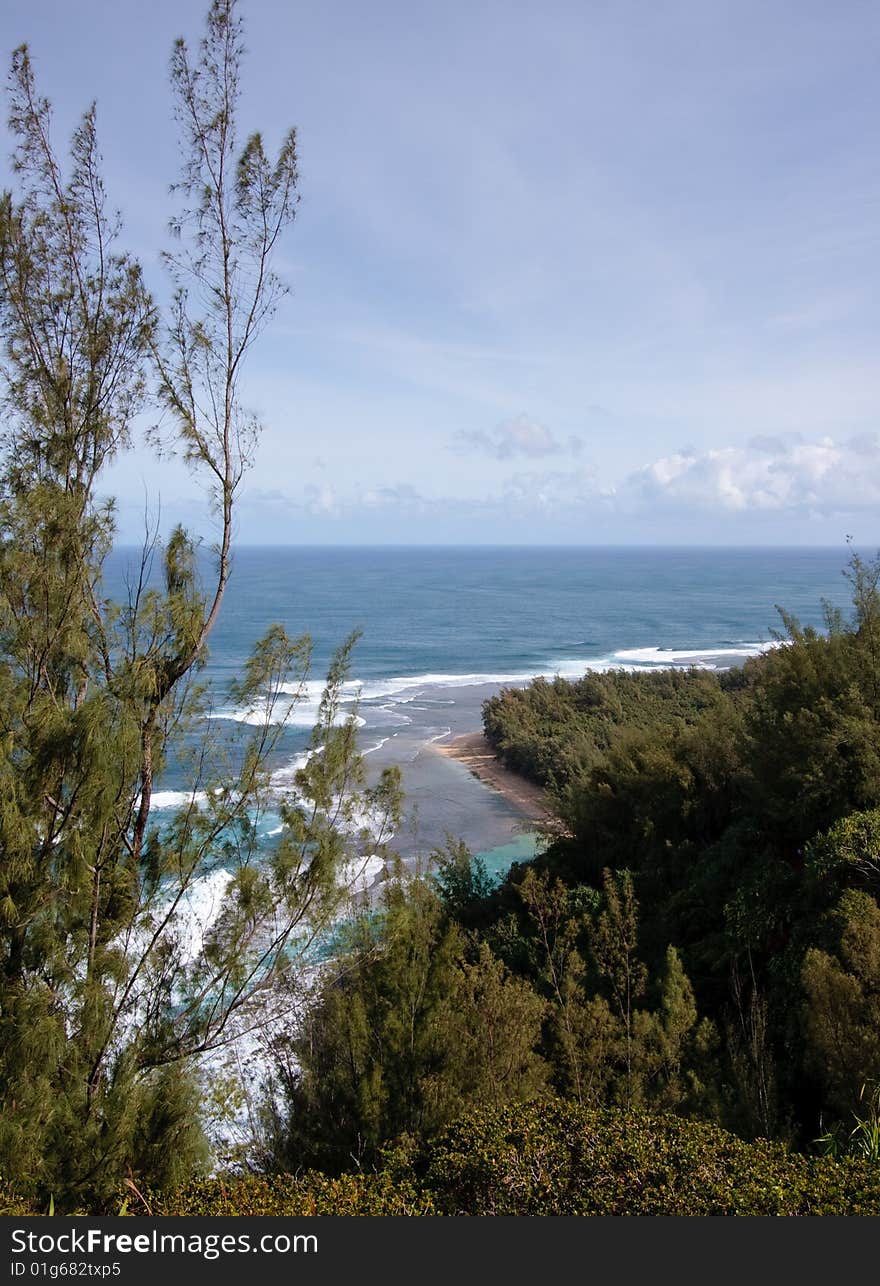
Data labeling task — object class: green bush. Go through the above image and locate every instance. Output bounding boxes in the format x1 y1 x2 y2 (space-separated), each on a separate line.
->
0 1176 36 1215
8 1101 879 1215
416 1101 880 1215
150 1171 435 1216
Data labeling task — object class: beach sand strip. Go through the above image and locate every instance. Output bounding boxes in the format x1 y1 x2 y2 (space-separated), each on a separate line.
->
433 730 554 824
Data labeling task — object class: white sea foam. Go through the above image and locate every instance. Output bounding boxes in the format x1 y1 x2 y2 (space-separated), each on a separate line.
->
209 641 777 735
154 644 775 811
210 700 366 730
609 642 777 667
268 748 316 790
150 789 210 811
259 641 777 706
153 867 234 966
340 853 388 896
151 752 313 816
333 794 397 844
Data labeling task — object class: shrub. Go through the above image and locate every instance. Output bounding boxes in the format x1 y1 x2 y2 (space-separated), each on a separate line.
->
149 1171 435 1216
8 1101 880 1215
417 1101 880 1215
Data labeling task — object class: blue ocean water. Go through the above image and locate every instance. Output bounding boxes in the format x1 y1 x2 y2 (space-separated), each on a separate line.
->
105 545 861 868
193 545 859 687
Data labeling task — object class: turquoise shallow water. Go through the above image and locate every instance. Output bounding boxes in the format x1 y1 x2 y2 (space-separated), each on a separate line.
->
476 833 546 880
105 545 861 870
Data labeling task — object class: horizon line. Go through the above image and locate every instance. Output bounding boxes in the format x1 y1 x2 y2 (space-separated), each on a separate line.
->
110 540 871 552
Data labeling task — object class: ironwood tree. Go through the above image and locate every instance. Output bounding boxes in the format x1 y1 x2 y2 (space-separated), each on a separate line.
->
0 0 398 1208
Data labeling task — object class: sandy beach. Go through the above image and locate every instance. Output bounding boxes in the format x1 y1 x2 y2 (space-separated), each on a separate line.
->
433 730 555 825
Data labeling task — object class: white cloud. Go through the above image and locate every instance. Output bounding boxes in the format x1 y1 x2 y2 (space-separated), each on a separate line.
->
454 414 584 460
360 483 426 509
501 467 603 509
627 434 880 514
238 468 604 529
116 431 880 545
303 484 339 515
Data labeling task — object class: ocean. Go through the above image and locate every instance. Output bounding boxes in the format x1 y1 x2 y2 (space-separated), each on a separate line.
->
106 544 861 876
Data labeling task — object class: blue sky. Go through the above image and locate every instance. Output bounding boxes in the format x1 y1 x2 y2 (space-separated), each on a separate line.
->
3 0 879 545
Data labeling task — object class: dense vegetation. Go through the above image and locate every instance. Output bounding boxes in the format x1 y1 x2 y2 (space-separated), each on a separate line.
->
258 558 880 1215
476 559 880 1145
0 1 398 1212
6 1102 880 1216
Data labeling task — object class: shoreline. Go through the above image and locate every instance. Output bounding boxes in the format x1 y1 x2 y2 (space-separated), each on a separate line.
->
432 730 555 825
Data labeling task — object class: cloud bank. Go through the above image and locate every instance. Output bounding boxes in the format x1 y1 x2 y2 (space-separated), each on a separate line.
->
113 432 880 545
626 434 880 515
453 414 584 460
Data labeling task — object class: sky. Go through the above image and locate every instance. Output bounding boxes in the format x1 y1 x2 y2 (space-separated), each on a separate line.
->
2 0 879 545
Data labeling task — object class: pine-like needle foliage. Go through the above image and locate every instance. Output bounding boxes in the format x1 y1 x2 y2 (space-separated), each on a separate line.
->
0 1 397 1210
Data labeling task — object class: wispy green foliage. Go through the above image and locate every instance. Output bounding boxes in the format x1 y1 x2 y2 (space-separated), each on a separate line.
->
272 869 547 1174
0 0 384 1211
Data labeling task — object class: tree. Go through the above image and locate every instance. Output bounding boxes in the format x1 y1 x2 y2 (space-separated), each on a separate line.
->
632 945 718 1115
802 890 880 1118
432 836 495 928
275 872 547 1174
0 0 397 1210
592 869 646 1106
514 866 711 1112
517 867 614 1106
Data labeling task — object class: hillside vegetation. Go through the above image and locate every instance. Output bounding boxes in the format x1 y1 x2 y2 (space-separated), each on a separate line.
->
476 555 880 1144
6 1102 880 1216
261 556 880 1210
